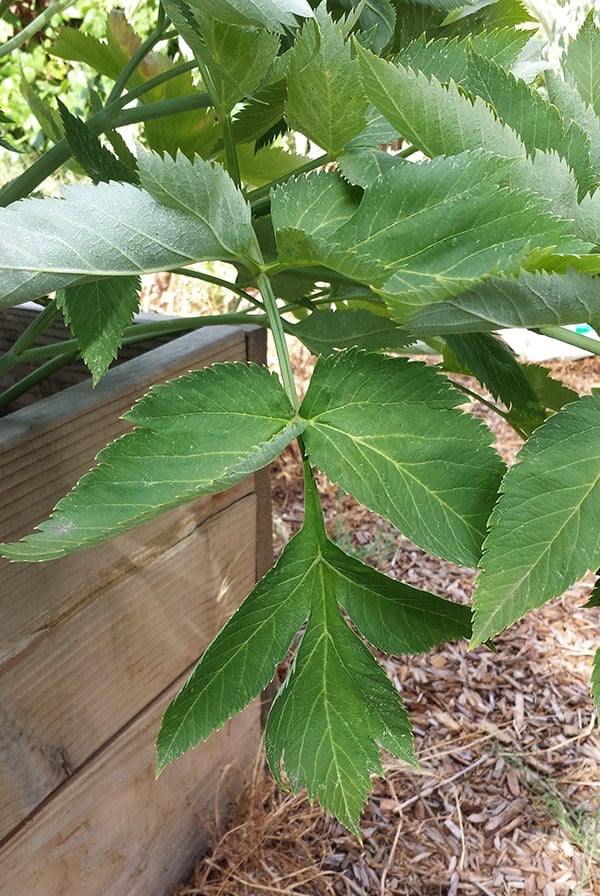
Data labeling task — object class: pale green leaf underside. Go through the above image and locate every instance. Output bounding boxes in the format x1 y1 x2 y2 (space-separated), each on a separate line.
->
472 391 600 645
57 275 140 385
0 153 258 309
301 351 505 567
409 270 600 335
1 363 302 561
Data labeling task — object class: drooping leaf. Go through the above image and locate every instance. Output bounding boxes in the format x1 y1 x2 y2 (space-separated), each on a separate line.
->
56 276 140 385
285 7 369 155
0 153 260 309
159 464 470 835
471 391 600 645
464 51 595 196
20 79 63 144
0 363 303 561
505 363 579 435
301 349 505 567
564 12 600 119
157 517 315 772
321 538 472 653
444 332 540 413
408 270 600 335
57 101 139 185
264 579 414 837
592 648 600 714
292 309 414 355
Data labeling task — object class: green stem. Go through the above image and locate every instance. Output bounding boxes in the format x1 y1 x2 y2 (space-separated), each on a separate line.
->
170 268 263 310
0 77 208 206
0 301 60 380
451 381 528 440
0 350 80 412
0 0 12 20
257 272 298 410
117 59 199 104
535 326 600 357
0 0 72 59
220 112 242 188
106 7 168 105
15 312 267 365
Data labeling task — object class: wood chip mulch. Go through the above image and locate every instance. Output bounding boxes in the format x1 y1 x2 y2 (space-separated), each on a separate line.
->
174 352 600 896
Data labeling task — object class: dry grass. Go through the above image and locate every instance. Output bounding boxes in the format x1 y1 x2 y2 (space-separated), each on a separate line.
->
171 354 600 896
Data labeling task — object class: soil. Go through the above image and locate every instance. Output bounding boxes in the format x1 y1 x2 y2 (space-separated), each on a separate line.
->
173 352 600 896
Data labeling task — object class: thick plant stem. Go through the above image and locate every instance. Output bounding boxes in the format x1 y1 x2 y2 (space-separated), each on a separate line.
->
0 351 80 412
106 7 169 104
536 326 600 357
0 0 72 59
257 272 298 410
0 301 60 380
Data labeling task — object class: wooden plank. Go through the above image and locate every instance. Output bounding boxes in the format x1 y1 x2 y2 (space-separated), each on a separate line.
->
0 684 261 896
0 326 261 666
0 493 258 841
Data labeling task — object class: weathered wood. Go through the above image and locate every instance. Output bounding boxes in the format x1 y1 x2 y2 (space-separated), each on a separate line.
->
0 682 261 896
0 492 258 841
0 321 271 893
0 325 262 666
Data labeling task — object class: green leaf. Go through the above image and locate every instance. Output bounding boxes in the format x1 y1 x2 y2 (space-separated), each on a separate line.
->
1 363 303 561
338 147 404 187
159 465 471 834
505 363 579 435
285 7 369 155
356 43 525 159
545 72 600 180
409 270 600 335
0 152 260 309
564 12 600 119
271 170 359 266
292 309 414 355
322 538 472 653
344 0 396 53
330 153 569 315
464 51 595 197
231 142 310 188
20 79 63 144
592 648 600 714
157 518 314 772
264 579 413 837
471 391 600 646
56 276 140 385
57 101 139 185
444 332 540 413
186 0 313 31
301 350 505 566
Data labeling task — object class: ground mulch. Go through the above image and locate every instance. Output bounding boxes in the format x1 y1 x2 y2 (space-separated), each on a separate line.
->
173 351 600 896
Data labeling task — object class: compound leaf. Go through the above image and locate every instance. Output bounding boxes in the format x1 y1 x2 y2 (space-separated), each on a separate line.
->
472 391 600 645
58 101 138 185
1 363 303 561
301 350 505 567
56 276 140 385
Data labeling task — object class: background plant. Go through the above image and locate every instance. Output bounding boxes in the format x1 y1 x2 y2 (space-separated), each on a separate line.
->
1 0 600 838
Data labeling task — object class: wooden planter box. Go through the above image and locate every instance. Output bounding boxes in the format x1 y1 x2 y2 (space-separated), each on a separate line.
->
0 315 271 896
